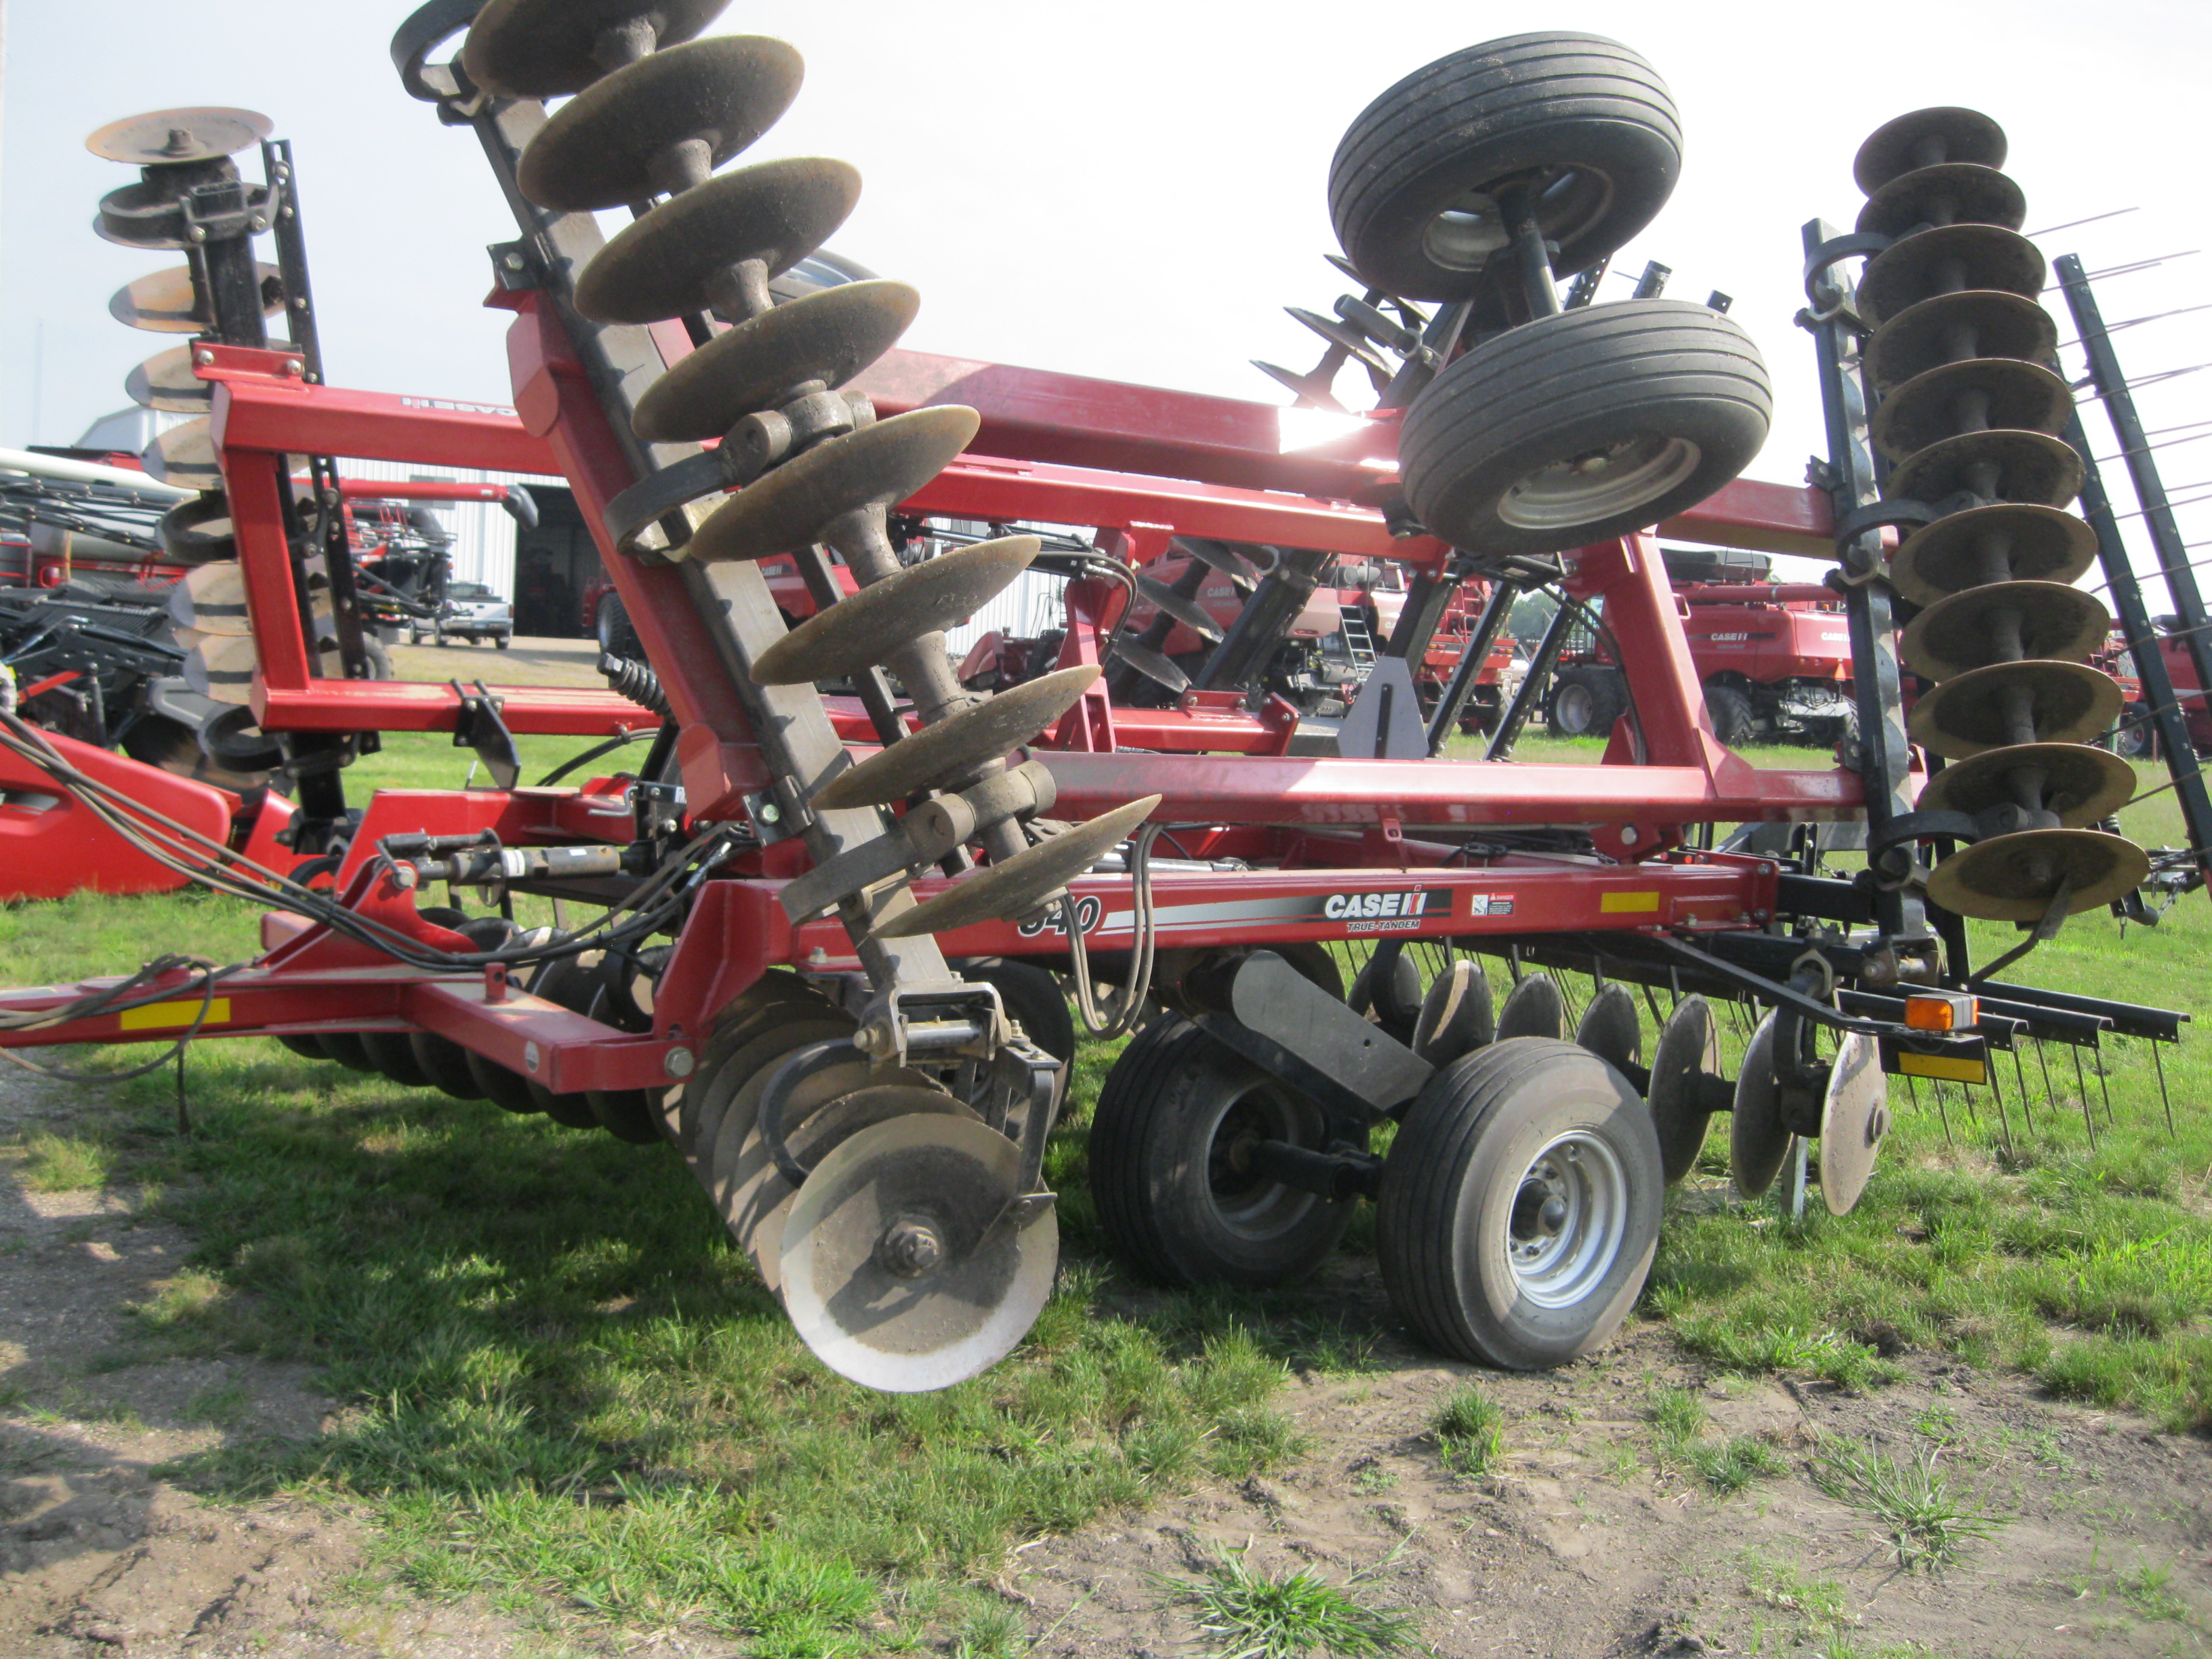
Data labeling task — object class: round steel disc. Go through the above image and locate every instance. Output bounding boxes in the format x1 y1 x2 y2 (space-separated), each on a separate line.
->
1926 827 2150 922
1920 741 2136 830
1908 659 2123 759
1352 947 1425 1034
683 1018 855 1181
1889 502 2095 606
183 632 258 705
1647 994 1722 1185
1574 983 1643 1076
752 536 1039 684
1818 1033 1889 1216
1412 958 1495 1066
1864 290 2056 392
634 281 919 442
1134 574 1224 642
1859 223 2045 327
706 1046 938 1288
873 794 1162 940
517 37 802 210
168 560 251 635
574 157 860 325
1730 1012 1790 1200
813 665 1099 810
161 494 234 562
1112 641 1189 693
1856 162 2026 239
1494 972 1565 1042
1870 358 2074 462
143 419 220 489
109 263 282 333
779 1112 1058 1392
1179 537 1261 588
461 0 731 98
1888 429 2083 510
1853 107 2007 195
687 405 980 563
733 1082 965 1292
1900 581 2111 681
96 180 197 250
126 345 211 413
663 982 836 1150
85 106 272 165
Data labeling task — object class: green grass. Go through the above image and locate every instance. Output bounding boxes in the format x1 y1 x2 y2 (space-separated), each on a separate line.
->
1155 1544 1419 1659
1811 1436 2007 1574
1430 1383 1506 1477
1647 1386 1788 1496
17 1129 116 1191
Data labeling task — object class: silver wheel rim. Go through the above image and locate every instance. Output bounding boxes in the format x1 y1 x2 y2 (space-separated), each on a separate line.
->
1206 1086 1325 1243
1500 435 1702 531
1553 682 1593 733
1424 192 1511 272
1507 1130 1628 1309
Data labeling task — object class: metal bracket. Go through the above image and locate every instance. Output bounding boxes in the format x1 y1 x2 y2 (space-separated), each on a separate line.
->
488 240 546 293
448 679 518 789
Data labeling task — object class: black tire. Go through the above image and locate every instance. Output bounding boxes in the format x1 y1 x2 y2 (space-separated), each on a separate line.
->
1704 682 1755 747
2114 711 2151 760
597 592 644 659
361 638 394 680
1547 666 1625 737
1090 1017 1361 1288
1329 33 1681 306
1377 1038 1662 1370
954 958 1075 1066
1400 300 1773 558
495 636 511 651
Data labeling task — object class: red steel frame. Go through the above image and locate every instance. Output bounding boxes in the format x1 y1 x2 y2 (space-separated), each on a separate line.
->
0 300 1866 1076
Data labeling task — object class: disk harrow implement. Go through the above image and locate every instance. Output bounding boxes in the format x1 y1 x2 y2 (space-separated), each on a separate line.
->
441 0 1158 1387
0 16 2189 1397
1847 109 2150 929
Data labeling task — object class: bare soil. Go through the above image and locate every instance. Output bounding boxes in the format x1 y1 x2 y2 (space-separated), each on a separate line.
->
1 1067 2204 1658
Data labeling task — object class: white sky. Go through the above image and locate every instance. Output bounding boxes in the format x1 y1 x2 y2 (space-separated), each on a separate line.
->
4 1 2210 598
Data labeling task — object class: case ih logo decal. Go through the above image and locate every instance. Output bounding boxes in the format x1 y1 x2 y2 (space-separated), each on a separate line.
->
1324 887 1459 933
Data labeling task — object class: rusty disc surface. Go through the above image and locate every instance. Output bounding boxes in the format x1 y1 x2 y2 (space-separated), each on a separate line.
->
688 406 979 562
143 418 220 488
1111 642 1188 693
1646 994 1721 1186
752 536 1038 684
1926 827 2150 922
1889 501 2095 605
1856 162 2026 239
1853 106 2007 194
516 36 802 209
1900 580 2111 680
1413 958 1495 1067
1864 289 2056 390
1870 358 2074 462
632 279 918 441
109 263 281 333
86 106 270 165
1920 741 2136 830
126 345 211 413
872 794 1162 939
1908 659 2123 758
462 0 731 97
1887 428 2083 510
1729 1013 1790 1200
813 665 1099 810
574 157 860 324
1858 223 2044 326
663 973 838 1147
1134 574 1223 641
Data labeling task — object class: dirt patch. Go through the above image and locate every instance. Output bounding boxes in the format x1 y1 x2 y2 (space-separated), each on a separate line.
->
1017 1271 2212 1659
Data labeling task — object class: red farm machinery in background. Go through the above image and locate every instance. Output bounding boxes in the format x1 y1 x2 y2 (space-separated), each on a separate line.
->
0 6 2186 1395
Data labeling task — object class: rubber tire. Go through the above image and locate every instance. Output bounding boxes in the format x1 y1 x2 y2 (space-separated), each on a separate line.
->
495 636 510 650
1547 667 1626 738
1329 33 1681 305
1704 682 1755 747
954 958 1075 1065
1400 300 1773 558
2113 714 2151 760
1090 1016 1359 1289
1377 1037 1662 1370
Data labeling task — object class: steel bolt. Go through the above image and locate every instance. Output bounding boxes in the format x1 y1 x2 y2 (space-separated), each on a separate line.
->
876 1217 945 1279
503 251 526 271
194 350 215 367
283 359 304 378
188 226 207 243
249 216 267 233
663 1047 696 1080
391 864 418 890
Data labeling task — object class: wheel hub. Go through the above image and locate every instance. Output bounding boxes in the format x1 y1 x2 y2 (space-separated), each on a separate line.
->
1500 434 1703 530
1504 1131 1628 1310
